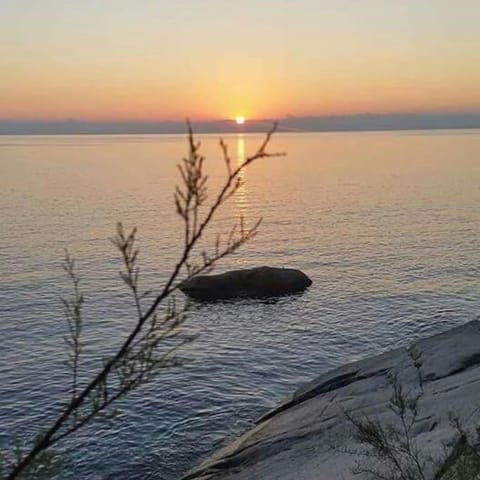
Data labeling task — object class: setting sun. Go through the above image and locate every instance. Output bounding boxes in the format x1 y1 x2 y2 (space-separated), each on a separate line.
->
235 116 245 125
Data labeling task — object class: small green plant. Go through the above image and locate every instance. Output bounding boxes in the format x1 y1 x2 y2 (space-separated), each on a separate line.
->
345 373 428 480
2 123 282 480
346 374 480 480
434 416 480 480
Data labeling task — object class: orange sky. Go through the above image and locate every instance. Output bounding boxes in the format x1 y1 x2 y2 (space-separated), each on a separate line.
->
2 1 480 121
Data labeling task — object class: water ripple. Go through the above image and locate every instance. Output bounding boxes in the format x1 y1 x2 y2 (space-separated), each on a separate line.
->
0 131 479 479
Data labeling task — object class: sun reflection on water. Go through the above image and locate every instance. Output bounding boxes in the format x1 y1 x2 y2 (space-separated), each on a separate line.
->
235 135 248 219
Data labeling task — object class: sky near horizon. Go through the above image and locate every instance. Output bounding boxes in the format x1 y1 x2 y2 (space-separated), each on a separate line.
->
2 0 480 122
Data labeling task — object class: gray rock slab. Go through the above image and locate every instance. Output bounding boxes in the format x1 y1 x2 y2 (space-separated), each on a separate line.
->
184 320 480 480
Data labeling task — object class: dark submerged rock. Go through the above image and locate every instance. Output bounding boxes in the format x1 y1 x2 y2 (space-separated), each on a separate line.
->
179 266 312 301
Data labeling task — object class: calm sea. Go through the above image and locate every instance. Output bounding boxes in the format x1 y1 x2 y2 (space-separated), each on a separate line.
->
1 130 479 479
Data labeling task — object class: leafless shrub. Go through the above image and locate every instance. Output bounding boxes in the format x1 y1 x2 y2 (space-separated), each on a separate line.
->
3 122 282 480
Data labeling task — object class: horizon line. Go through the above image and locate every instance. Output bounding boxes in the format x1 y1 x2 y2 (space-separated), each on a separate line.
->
2 112 480 135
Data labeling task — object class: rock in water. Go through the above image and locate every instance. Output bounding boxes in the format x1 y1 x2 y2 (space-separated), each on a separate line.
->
179 266 312 301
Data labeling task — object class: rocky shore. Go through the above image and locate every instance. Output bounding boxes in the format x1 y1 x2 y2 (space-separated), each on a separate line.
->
184 320 480 479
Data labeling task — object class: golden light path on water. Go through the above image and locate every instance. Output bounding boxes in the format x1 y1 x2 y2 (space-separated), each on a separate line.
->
235 135 248 220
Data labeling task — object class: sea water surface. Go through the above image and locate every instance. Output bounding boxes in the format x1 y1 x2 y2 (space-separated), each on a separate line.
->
0 130 479 479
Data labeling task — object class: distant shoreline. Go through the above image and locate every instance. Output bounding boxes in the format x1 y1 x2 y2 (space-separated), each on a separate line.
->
1 126 480 136
2 127 480 138
2 113 480 135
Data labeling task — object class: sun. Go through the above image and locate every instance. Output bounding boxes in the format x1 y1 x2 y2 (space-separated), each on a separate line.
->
235 116 245 125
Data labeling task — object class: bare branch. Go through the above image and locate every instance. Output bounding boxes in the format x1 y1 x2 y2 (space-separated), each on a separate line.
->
6 122 280 480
